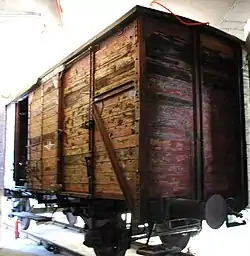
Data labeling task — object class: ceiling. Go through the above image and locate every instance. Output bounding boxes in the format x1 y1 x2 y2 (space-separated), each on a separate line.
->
0 0 250 101
156 0 250 39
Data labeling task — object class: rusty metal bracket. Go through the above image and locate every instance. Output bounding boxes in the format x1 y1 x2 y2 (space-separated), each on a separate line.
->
93 104 134 213
81 120 94 130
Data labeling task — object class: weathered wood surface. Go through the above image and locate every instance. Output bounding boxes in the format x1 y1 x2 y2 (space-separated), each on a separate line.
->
63 20 138 197
28 79 59 191
201 34 241 199
143 18 193 199
242 48 250 204
24 11 246 206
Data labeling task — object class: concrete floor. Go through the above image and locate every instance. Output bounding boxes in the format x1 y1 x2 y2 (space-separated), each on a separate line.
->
0 228 62 256
1 196 250 256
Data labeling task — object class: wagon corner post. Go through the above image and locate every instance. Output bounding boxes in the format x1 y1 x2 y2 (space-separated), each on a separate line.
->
135 14 149 223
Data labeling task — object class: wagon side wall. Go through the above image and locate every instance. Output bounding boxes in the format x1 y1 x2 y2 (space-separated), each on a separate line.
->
62 19 139 199
28 78 59 192
139 16 194 205
139 14 248 216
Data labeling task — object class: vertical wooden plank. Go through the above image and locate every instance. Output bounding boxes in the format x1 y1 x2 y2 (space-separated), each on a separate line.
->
41 78 60 191
93 20 138 199
142 17 194 200
192 29 204 201
200 34 241 199
242 48 250 205
235 45 248 208
63 55 90 194
27 77 60 192
87 48 96 197
58 72 64 189
62 20 139 199
40 83 44 190
136 16 147 221
28 87 42 190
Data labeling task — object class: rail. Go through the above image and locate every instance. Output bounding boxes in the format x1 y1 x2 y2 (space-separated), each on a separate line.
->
3 220 194 256
3 222 85 256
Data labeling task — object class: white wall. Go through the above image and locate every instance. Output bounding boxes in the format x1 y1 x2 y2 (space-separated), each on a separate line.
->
0 0 151 103
4 103 15 189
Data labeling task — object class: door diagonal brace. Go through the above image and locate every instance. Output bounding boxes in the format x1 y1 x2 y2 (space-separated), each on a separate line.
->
93 104 134 213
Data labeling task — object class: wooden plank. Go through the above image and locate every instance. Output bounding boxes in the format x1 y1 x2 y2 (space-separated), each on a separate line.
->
61 21 138 198
64 147 89 156
200 34 234 54
64 76 90 95
29 87 42 103
64 86 137 136
201 33 239 198
95 20 137 69
63 56 90 90
43 80 56 95
30 130 42 139
29 108 42 118
43 102 58 112
30 98 42 110
143 19 193 199
64 96 89 115
64 87 89 109
64 183 88 193
42 122 58 135
64 110 89 128
43 107 58 118
42 116 58 128
63 150 137 166
66 122 135 147
29 114 42 125
64 113 135 137
95 60 136 95
27 76 59 192
30 147 57 159
94 22 137 96
64 133 137 156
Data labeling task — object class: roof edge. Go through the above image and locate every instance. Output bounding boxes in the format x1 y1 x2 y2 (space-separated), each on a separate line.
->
10 5 245 104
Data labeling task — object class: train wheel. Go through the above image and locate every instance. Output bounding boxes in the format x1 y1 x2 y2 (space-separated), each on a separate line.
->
65 212 77 226
87 214 130 256
18 198 31 230
160 233 191 252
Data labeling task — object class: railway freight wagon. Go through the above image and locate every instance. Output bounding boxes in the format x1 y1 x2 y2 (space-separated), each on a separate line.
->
4 5 249 256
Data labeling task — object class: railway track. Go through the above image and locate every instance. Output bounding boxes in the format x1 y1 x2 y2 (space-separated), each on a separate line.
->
3 220 194 256
40 221 195 255
3 221 86 256
49 220 86 233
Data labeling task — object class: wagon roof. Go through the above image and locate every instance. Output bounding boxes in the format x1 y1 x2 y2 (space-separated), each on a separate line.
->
13 5 244 102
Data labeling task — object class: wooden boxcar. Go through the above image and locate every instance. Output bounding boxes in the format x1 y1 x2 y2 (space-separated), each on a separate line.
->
4 5 249 255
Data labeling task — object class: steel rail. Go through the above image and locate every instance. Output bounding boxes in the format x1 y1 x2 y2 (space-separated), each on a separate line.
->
49 220 85 233
3 221 194 255
3 222 85 256
49 221 195 255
